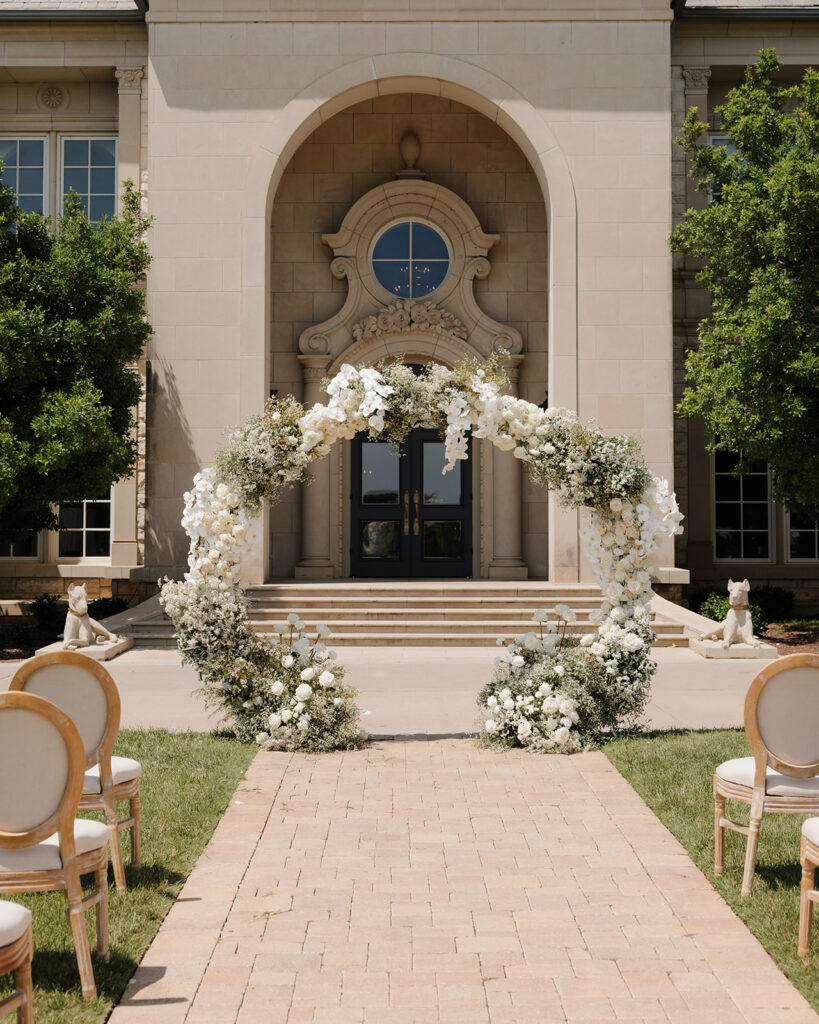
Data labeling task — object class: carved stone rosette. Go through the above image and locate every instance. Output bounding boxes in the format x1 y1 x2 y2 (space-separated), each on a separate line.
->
352 300 468 344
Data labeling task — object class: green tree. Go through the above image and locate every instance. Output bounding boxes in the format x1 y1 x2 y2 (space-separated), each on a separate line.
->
0 179 151 539
671 48 819 515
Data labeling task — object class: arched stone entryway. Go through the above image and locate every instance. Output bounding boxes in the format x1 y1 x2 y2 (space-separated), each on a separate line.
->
241 56 579 584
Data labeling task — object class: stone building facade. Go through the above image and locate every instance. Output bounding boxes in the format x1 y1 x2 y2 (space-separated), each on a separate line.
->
1 0 818 605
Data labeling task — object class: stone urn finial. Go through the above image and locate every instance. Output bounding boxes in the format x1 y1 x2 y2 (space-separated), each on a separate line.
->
396 131 425 179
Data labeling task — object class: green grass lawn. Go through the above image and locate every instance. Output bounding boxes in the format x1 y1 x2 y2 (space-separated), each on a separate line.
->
0 729 255 1024
606 729 819 1012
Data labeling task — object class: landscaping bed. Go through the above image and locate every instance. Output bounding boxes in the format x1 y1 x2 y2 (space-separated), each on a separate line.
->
606 729 818 1012
0 729 255 1024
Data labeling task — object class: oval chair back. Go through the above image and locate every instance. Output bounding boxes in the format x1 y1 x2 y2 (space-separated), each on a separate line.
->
744 653 819 785
0 690 85 855
10 651 120 773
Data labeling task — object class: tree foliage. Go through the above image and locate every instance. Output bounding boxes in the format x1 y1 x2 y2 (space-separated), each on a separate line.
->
0 179 151 538
671 49 819 515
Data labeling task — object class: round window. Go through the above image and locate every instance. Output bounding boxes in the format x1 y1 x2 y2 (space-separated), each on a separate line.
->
370 220 450 299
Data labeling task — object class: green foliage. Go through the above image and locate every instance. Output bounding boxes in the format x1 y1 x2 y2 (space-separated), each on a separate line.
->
88 596 129 620
28 592 62 628
698 590 767 634
671 49 819 515
0 622 34 648
0 178 151 537
606 730 819 1007
752 585 795 621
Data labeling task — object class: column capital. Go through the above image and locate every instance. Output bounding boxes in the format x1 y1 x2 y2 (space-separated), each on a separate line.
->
115 66 145 93
682 66 711 92
497 353 524 390
298 353 333 384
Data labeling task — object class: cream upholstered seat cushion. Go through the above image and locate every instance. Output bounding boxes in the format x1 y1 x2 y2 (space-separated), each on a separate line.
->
803 818 819 846
716 757 819 798
0 900 31 947
83 756 142 796
0 819 110 873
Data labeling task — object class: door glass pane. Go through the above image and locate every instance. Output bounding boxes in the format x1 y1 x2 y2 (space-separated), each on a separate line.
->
423 443 461 505
361 442 399 504
361 521 400 559
423 521 462 559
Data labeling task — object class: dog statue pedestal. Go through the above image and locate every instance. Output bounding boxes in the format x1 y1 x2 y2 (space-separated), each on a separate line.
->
689 637 778 660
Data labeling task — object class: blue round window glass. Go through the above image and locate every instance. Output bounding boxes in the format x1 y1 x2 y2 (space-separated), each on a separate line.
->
371 221 450 299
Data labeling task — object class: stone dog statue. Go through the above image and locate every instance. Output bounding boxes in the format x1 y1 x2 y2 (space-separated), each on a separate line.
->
699 578 764 649
63 583 120 649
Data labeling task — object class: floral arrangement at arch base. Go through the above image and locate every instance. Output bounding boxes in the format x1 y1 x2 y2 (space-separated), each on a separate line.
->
160 357 683 753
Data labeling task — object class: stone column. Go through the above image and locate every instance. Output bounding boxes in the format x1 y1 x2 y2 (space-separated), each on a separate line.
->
295 355 335 578
488 356 528 579
110 66 145 567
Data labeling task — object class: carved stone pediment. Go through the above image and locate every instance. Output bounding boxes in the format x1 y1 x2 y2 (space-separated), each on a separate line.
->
298 179 523 367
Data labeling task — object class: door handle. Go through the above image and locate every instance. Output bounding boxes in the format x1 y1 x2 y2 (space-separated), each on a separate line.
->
403 490 410 536
413 490 420 535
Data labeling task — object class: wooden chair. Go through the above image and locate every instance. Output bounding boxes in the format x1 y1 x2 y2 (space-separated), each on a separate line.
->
714 653 819 896
0 691 110 1001
0 900 32 1024
799 818 819 957
11 651 142 894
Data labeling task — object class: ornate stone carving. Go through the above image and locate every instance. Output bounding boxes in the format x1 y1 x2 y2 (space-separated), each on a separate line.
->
37 85 66 110
115 67 145 93
352 300 468 344
682 67 711 91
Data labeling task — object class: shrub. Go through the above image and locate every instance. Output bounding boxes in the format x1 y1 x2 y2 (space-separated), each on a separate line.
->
751 585 795 622
0 623 34 649
88 597 129 620
29 592 62 628
698 591 767 635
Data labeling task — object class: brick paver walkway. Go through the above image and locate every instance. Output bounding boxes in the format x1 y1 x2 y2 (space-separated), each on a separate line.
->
110 740 817 1023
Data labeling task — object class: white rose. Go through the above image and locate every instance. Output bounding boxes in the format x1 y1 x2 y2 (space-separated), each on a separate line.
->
300 667 316 681
517 721 532 739
255 732 269 745
268 713 282 730
553 665 565 678
559 699 574 716
554 726 570 745
293 702 304 715
318 670 335 687
295 683 313 701
281 709 292 723
591 642 606 657
282 654 295 668
503 698 515 711
511 655 525 668
270 680 284 696
487 696 498 708
484 719 498 734
297 715 310 731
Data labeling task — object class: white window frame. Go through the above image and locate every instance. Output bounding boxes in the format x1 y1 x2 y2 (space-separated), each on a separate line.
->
0 133 50 217
55 492 113 565
711 451 775 564
0 532 43 562
57 135 118 222
785 510 819 563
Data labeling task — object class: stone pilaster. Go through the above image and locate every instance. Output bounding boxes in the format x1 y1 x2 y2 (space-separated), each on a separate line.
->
295 355 335 578
488 356 528 579
682 66 712 213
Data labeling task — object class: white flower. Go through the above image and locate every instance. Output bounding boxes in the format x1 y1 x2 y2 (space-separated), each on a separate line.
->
300 667 316 681
287 613 300 625
484 719 498 734
274 623 289 635
270 680 284 696
503 698 515 711
553 664 565 677
316 624 332 638
281 708 293 723
517 721 532 739
532 608 548 622
297 715 310 731
496 637 505 646
295 683 312 701
554 726 570 745
318 670 335 687
282 655 294 668
268 713 282 729
511 655 525 669
553 604 576 623
255 732 269 745
487 695 498 708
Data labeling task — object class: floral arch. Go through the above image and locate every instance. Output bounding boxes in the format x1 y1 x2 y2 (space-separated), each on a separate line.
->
160 358 683 754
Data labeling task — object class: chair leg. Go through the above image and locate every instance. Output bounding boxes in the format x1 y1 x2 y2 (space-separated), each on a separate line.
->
65 883 97 1000
106 799 128 894
798 839 814 957
130 788 141 869
714 787 726 877
15 956 33 1024
741 813 763 897
95 861 110 962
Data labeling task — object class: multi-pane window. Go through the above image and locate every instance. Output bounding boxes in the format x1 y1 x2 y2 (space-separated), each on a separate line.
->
371 220 450 299
61 138 117 223
708 135 738 201
0 138 46 214
714 450 771 560
58 496 111 559
789 514 819 561
0 534 39 559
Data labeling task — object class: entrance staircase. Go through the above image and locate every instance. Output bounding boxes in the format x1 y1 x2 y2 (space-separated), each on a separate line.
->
127 581 691 648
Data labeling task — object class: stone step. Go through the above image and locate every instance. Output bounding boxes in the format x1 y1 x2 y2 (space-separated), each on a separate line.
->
249 630 686 648
247 619 684 636
249 607 604 623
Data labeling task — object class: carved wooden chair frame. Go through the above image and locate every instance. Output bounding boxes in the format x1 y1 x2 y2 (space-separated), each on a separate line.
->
714 653 819 896
799 824 819 958
0 691 109 1000
11 651 141 894
0 903 33 1024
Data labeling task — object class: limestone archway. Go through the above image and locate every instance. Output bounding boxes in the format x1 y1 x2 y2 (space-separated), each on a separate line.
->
241 56 579 583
